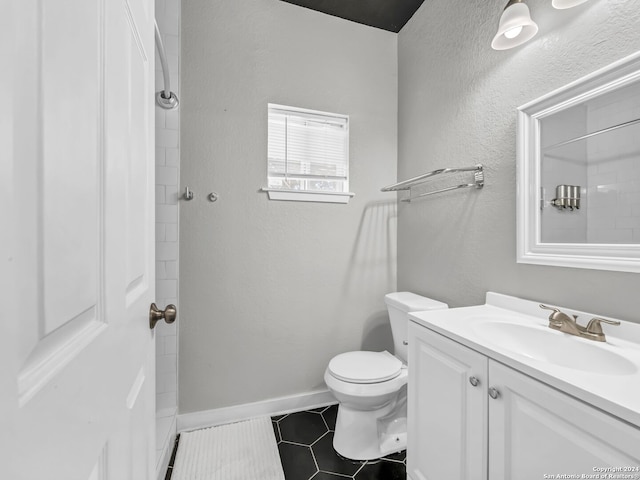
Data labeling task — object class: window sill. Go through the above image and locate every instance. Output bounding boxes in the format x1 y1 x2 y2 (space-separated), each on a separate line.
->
261 188 355 204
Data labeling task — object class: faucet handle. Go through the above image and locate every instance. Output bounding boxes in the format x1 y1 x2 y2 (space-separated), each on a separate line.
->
585 317 621 335
540 304 570 324
539 304 560 314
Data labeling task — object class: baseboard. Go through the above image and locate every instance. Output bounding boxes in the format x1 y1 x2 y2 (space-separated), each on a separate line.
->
177 389 335 433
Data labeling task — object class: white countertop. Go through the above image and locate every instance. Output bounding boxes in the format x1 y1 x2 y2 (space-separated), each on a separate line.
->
409 292 640 428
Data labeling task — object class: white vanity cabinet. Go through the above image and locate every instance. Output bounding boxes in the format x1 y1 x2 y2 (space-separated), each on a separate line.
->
407 322 488 480
408 322 640 480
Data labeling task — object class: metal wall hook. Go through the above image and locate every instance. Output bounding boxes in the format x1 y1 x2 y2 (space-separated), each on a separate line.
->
183 187 217 203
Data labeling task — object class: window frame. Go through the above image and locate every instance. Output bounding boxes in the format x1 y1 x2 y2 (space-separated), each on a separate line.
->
263 103 354 204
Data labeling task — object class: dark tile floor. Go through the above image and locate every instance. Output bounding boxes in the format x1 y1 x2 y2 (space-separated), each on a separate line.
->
165 404 406 480
272 404 406 480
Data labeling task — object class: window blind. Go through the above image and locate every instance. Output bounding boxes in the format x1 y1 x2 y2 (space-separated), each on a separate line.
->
268 104 349 193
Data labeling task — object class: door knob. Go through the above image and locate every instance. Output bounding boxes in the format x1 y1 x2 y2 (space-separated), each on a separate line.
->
469 376 480 387
149 303 177 330
488 387 500 399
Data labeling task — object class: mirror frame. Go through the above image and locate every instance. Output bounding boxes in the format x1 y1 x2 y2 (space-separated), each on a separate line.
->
517 51 640 273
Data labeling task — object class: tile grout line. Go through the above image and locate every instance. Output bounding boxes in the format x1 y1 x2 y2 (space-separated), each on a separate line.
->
166 405 406 479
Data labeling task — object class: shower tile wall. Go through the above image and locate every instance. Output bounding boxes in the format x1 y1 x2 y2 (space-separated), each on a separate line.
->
155 0 180 476
540 96 640 245
586 95 640 244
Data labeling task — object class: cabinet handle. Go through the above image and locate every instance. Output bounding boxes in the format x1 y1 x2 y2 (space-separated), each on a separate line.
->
488 387 500 399
469 376 480 387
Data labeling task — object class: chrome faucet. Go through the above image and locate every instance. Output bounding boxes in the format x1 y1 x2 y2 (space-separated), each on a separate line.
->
539 304 620 342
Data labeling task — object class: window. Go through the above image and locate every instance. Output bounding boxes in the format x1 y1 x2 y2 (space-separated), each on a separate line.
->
265 104 353 203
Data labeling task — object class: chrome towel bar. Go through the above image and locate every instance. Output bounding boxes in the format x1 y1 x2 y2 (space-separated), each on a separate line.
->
381 164 484 202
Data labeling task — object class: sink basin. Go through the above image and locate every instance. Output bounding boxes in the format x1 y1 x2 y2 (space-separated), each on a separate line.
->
472 321 637 375
409 294 640 427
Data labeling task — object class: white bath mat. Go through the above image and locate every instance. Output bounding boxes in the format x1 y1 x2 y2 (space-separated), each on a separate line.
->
171 417 285 480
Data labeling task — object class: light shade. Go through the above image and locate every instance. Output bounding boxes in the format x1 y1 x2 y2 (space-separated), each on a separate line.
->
491 1 539 50
552 0 588 8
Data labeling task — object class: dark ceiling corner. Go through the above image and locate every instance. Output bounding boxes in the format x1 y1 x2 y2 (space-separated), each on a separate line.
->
280 0 426 33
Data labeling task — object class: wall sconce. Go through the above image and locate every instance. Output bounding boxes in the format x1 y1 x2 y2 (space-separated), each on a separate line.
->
551 185 581 211
552 0 589 9
491 0 539 50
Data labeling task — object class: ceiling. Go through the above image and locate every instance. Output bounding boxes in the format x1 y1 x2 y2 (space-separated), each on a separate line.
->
280 0 427 33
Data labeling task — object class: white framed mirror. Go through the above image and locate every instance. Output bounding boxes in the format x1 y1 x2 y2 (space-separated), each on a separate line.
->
517 51 640 273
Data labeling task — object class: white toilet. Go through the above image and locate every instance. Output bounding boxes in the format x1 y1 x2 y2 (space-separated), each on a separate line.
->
324 292 448 460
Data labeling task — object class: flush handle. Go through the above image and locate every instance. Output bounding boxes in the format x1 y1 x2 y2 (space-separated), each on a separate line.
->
469 376 480 387
149 303 177 330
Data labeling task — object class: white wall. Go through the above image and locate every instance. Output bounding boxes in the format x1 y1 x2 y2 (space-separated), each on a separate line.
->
154 0 180 474
179 0 398 413
397 0 640 321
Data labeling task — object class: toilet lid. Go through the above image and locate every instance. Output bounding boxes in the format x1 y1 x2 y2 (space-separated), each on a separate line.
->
328 351 402 384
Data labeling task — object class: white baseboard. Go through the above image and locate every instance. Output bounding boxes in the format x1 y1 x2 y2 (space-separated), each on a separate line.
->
177 389 335 433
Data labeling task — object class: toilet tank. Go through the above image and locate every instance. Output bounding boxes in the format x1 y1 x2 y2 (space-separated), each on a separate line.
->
384 292 448 363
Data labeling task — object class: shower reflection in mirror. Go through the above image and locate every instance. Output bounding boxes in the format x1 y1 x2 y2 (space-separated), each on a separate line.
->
539 81 640 245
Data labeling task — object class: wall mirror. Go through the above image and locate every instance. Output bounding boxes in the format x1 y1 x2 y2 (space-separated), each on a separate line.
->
517 52 640 273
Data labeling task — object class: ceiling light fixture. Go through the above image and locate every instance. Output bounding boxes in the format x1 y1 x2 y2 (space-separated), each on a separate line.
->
491 0 539 51
552 0 589 9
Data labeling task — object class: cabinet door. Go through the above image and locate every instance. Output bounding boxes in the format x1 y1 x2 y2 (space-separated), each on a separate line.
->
489 361 640 480
408 324 489 480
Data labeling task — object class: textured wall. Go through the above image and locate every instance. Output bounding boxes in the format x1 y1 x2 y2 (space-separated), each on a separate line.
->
180 0 397 413
397 0 640 321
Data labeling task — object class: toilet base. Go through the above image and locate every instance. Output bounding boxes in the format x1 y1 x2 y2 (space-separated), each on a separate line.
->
332 399 407 461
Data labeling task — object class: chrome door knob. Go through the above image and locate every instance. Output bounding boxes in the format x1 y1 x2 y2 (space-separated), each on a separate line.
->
469 376 480 387
149 303 177 330
488 387 500 399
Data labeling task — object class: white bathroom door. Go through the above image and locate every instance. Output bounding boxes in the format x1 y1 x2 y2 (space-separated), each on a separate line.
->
3 0 157 479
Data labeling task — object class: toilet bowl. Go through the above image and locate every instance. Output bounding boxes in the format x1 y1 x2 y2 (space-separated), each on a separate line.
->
324 292 448 461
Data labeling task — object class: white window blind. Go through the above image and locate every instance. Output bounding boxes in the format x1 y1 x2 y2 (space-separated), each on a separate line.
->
268 104 349 195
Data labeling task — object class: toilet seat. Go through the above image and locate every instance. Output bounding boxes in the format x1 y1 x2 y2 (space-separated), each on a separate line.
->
324 365 408 400
328 351 402 384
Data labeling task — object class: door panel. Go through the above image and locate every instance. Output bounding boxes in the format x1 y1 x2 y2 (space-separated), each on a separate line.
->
17 0 105 406
6 0 156 478
17 0 105 404
41 0 102 336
